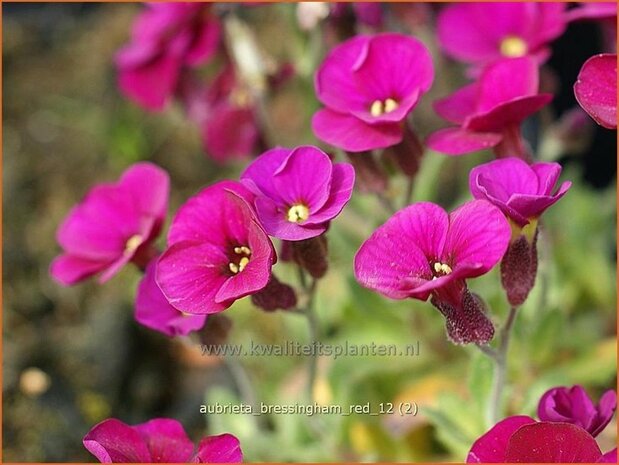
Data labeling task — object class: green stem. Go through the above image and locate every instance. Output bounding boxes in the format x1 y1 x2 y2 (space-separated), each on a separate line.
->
486 306 518 424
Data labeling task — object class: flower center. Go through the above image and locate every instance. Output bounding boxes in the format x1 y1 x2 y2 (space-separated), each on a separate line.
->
432 262 453 277
500 35 528 57
228 245 252 274
370 98 399 117
124 234 143 254
287 203 310 223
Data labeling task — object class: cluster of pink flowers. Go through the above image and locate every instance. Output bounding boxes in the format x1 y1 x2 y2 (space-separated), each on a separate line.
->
50 2 617 462
468 385 616 463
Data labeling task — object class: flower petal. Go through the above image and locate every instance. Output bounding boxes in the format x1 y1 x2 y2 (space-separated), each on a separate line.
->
194 434 243 463
434 83 479 124
83 418 152 463
135 259 207 337
504 422 603 462
304 163 355 225
50 254 108 286
254 196 327 241
574 53 617 129
240 147 292 201
312 108 403 152
444 200 510 277
134 418 194 463
156 241 232 314
426 127 502 156
466 415 536 463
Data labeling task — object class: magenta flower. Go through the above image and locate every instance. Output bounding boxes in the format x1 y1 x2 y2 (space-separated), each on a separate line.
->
469 158 571 228
437 3 568 71
180 68 260 163
135 258 207 337
83 418 242 463
354 201 510 345
312 33 434 152
574 54 617 130
115 3 220 111
240 146 355 241
50 162 169 286
156 181 275 315
469 157 570 306
467 416 616 463
538 385 617 437
427 57 552 159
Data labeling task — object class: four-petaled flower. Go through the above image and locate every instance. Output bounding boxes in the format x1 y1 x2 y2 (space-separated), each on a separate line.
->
83 418 242 463
354 201 511 345
538 385 617 438
50 162 169 286
467 415 617 463
135 258 207 336
427 57 552 159
156 181 275 314
437 2 568 72
115 3 220 111
574 53 618 130
240 146 355 241
312 33 434 152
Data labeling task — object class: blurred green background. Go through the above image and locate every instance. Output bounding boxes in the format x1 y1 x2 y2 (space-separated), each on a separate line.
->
3 3 616 462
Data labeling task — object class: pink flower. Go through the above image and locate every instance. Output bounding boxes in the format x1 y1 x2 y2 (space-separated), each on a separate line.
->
427 57 552 158
115 3 220 111
538 385 617 438
354 201 510 344
240 146 355 241
467 416 616 463
574 54 617 130
180 68 261 164
469 157 570 306
312 33 434 152
135 258 207 337
469 158 571 228
50 163 169 286
437 3 568 71
156 181 275 315
83 418 242 463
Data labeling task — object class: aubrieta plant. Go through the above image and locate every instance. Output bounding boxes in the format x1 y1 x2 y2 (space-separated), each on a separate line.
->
50 2 617 462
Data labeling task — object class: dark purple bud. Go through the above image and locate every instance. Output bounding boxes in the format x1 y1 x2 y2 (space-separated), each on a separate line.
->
345 151 389 194
251 274 297 312
291 234 329 279
501 228 538 307
382 123 424 178
431 288 495 345
199 313 233 347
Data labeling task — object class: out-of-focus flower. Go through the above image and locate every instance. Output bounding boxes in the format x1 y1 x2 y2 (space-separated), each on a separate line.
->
135 258 207 337
312 33 433 152
470 158 570 306
180 68 260 164
437 3 567 71
467 416 616 463
115 3 220 111
50 163 169 285
538 385 617 437
427 57 552 159
574 54 617 130
331 3 384 28
567 2 617 22
297 2 330 31
240 146 355 241
156 181 275 315
354 201 510 345
83 418 242 463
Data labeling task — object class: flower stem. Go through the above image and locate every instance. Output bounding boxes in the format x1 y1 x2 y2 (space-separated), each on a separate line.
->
486 306 518 424
296 267 320 402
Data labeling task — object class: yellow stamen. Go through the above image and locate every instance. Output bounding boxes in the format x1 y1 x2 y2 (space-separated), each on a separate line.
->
238 256 250 272
234 246 252 255
287 204 310 223
125 234 143 254
370 98 400 117
229 262 240 274
500 35 528 57
433 262 453 275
